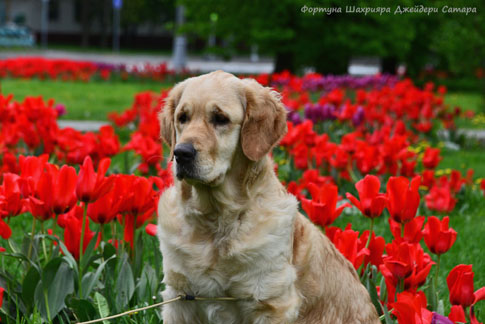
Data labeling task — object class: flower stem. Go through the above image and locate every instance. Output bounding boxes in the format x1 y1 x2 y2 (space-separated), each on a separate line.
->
44 288 52 323
101 223 105 242
132 214 138 261
365 218 375 249
27 217 37 261
49 217 58 258
79 204 88 263
434 254 441 295
40 221 48 265
111 221 117 253
78 203 88 298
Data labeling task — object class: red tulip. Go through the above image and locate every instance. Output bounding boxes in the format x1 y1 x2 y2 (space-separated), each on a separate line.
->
358 230 386 267
115 176 158 248
76 156 113 203
145 224 157 236
447 264 475 307
449 170 466 193
422 147 441 169
346 175 387 219
28 168 55 221
0 286 3 308
301 182 350 228
389 216 425 244
386 176 421 224
87 185 120 224
470 287 485 324
60 205 96 260
18 155 49 197
0 173 23 217
0 218 12 239
391 291 432 324
421 169 435 189
326 225 369 270
448 305 466 324
423 216 457 255
379 240 434 303
51 165 78 214
425 183 456 213
124 131 161 169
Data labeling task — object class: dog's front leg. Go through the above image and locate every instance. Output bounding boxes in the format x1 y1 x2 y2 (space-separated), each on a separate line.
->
161 286 201 324
245 285 301 324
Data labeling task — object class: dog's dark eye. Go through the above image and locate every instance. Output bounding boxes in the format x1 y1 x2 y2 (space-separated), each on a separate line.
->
178 112 188 124
212 113 230 126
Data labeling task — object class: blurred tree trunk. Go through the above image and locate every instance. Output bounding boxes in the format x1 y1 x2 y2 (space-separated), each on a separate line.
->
5 0 11 22
274 51 295 73
81 0 91 47
382 57 398 74
100 0 110 47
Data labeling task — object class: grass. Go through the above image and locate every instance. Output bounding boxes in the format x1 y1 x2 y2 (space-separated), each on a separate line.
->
446 92 485 129
0 79 171 120
440 147 485 179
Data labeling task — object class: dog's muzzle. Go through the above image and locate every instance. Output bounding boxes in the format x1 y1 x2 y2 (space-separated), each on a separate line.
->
174 143 197 180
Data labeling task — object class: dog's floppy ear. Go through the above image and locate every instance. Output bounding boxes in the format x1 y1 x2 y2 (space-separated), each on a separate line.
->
159 81 187 160
241 79 288 161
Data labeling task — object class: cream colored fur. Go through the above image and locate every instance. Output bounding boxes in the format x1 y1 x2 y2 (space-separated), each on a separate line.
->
157 71 380 323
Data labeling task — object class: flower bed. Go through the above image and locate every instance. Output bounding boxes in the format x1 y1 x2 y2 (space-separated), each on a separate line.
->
0 57 185 82
0 71 484 323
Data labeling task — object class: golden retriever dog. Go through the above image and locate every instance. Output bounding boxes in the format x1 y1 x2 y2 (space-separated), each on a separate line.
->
157 71 380 323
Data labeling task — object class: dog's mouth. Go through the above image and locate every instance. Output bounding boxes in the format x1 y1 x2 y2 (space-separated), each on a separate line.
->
175 163 198 181
175 163 225 187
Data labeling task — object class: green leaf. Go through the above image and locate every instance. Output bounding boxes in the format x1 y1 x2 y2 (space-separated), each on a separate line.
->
8 237 20 254
365 272 382 316
136 264 158 301
103 242 118 279
133 234 144 278
22 265 40 311
150 237 163 280
34 260 75 321
426 279 438 311
22 235 39 261
69 298 97 322
42 234 78 275
47 263 75 319
42 257 63 286
115 253 135 311
94 292 110 324
437 299 445 316
81 232 100 271
103 242 116 260
379 275 387 303
3 252 41 271
81 255 116 298
381 304 393 324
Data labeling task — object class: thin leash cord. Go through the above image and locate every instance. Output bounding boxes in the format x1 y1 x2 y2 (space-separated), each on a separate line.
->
77 294 239 324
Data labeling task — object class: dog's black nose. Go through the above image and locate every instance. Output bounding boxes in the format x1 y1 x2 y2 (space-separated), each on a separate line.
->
174 143 197 163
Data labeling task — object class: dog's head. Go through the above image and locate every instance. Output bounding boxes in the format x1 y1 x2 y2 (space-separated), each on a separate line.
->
159 70 287 186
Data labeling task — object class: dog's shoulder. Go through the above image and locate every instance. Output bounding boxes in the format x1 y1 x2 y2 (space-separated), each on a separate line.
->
157 186 181 236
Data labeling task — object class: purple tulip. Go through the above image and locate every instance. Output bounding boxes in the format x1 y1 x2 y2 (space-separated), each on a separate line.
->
352 106 365 127
54 104 66 117
287 110 302 125
431 312 454 324
294 73 399 92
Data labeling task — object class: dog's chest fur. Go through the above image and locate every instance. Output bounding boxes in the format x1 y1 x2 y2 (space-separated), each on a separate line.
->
158 185 300 321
